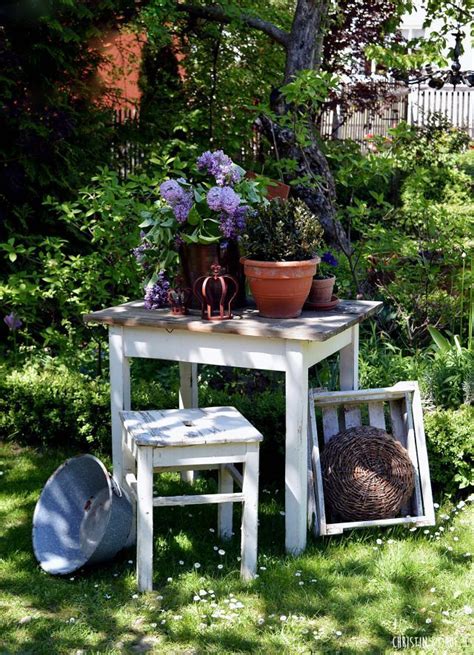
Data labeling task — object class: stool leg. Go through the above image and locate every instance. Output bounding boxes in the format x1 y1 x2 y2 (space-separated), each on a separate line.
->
241 445 259 580
137 446 154 592
218 465 233 539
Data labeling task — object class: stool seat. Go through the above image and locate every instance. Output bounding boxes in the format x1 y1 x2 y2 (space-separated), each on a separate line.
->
120 406 262 591
121 407 263 447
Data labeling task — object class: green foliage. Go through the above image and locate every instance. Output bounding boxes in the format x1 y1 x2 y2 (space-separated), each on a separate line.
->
358 325 425 388
325 117 473 347
424 327 474 409
241 198 324 261
0 360 110 450
424 406 474 494
139 1 288 158
0 358 178 451
0 168 147 351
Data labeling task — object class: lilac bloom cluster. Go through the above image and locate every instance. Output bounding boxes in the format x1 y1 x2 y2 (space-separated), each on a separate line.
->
207 186 248 239
159 179 193 223
219 205 249 239
132 241 152 265
197 150 242 186
4 313 22 331
144 272 170 310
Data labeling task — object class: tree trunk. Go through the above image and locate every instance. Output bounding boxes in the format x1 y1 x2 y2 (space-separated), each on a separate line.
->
284 0 330 81
270 0 349 251
258 115 350 252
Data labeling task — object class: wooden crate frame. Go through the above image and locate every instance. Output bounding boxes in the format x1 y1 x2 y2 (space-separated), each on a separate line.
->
308 381 435 536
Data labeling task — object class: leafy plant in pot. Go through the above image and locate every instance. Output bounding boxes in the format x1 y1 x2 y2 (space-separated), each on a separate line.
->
240 199 323 318
307 251 338 307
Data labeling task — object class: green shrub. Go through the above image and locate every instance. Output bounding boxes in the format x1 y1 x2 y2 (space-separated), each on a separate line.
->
0 359 285 483
0 359 177 452
424 405 474 495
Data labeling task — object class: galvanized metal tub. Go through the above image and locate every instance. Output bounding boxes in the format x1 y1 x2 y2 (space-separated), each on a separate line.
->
32 454 132 575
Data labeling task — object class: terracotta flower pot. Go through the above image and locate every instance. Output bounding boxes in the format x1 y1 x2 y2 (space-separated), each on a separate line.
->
241 257 319 319
308 276 336 305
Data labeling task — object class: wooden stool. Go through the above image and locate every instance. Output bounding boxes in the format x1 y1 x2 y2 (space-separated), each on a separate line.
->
120 406 262 591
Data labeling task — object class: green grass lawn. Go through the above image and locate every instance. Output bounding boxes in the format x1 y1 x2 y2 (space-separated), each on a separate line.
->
0 441 472 655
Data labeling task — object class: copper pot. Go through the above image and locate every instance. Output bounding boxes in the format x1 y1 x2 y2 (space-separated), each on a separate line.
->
180 242 246 309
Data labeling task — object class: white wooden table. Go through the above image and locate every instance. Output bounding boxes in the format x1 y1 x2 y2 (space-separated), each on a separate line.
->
84 299 382 555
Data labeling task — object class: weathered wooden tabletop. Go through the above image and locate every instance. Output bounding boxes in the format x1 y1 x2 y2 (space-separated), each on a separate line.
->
84 299 382 342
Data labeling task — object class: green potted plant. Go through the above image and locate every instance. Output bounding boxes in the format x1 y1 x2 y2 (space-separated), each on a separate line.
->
240 199 323 318
307 251 338 307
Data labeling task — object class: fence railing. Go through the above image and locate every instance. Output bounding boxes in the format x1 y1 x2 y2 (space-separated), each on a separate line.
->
408 87 473 138
112 86 474 177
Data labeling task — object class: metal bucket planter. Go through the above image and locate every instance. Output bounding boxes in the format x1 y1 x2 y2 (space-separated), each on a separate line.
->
33 455 132 575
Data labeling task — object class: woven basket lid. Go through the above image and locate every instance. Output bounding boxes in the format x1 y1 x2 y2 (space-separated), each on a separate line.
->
321 426 415 522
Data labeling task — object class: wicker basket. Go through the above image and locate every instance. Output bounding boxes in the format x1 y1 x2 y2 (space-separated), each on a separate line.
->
321 426 415 521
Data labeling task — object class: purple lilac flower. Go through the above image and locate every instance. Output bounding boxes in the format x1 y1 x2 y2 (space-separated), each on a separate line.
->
160 179 186 204
4 313 22 331
144 273 170 310
173 193 193 223
132 241 152 264
207 186 240 214
160 179 193 223
197 150 242 186
233 205 248 231
174 234 184 250
321 251 338 267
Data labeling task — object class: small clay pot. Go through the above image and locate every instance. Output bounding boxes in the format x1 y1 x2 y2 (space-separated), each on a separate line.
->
307 276 336 305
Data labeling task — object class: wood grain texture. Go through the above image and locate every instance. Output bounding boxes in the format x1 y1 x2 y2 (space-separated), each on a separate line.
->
121 407 263 447
83 299 382 342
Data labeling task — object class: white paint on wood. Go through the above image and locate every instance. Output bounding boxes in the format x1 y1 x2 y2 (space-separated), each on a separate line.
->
285 342 309 555
121 407 263 447
308 391 327 537
153 492 245 506
411 383 435 525
344 405 362 429
136 447 154 592
321 405 340 442
241 445 259 580
109 327 131 486
340 324 359 391
326 515 429 533
225 464 243 489
368 402 386 429
404 392 424 516
390 399 408 448
314 387 409 405
218 465 234 539
124 328 289 371
179 361 199 484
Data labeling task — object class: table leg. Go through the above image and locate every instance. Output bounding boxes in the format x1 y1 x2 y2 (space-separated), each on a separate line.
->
109 326 131 485
285 342 309 554
218 465 233 539
179 362 198 483
339 324 359 390
179 362 198 408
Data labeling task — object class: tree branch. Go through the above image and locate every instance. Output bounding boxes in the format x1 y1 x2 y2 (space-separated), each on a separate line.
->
176 3 290 48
